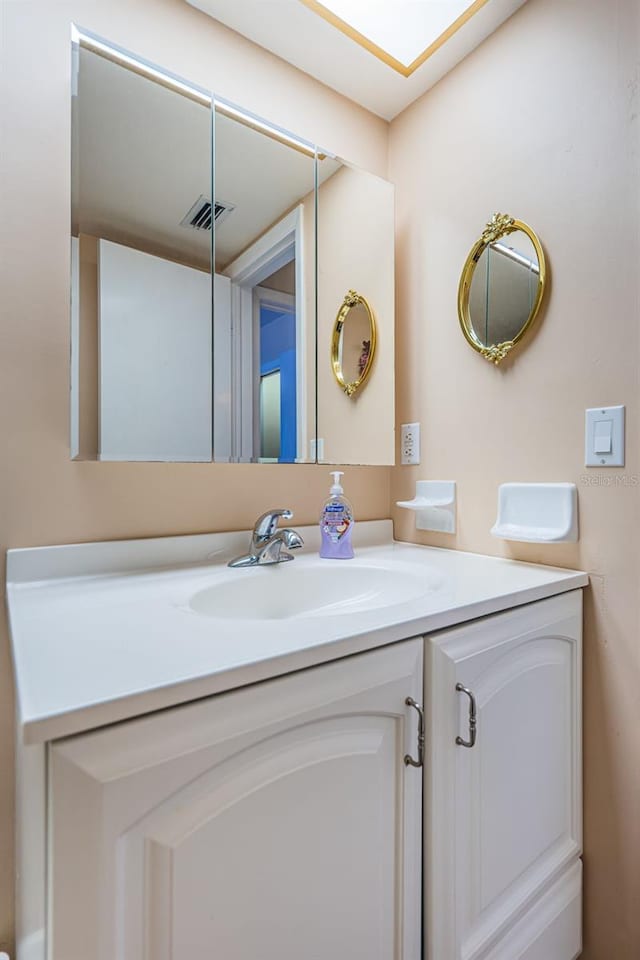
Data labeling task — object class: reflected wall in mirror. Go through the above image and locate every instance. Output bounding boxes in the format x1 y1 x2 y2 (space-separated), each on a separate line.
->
71 41 213 461
317 162 395 465
458 213 546 366
331 291 376 397
70 31 396 465
214 107 316 463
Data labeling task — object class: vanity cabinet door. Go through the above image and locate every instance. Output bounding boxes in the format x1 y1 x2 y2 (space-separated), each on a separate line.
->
49 638 423 960
425 590 582 960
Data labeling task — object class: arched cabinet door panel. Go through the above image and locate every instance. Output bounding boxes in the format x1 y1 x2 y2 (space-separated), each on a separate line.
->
425 591 582 960
50 638 423 960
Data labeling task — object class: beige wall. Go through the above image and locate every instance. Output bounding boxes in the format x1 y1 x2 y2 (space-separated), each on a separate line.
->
317 164 395 464
0 0 390 948
389 0 640 956
261 261 296 295
77 235 99 459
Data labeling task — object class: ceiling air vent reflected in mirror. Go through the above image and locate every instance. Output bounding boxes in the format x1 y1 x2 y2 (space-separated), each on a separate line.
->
180 194 235 231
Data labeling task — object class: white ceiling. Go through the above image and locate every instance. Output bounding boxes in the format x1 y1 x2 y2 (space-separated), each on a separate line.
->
216 112 322 269
185 0 529 120
74 48 211 269
73 48 336 271
315 0 478 66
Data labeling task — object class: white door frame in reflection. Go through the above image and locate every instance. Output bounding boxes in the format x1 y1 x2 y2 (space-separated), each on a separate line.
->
223 205 307 463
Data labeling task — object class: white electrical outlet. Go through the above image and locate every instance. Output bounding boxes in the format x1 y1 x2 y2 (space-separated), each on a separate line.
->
401 422 420 465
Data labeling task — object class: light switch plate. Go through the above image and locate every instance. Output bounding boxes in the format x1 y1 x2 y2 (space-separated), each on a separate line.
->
585 405 625 466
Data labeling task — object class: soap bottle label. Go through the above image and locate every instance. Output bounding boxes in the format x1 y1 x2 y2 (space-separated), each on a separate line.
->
322 503 351 543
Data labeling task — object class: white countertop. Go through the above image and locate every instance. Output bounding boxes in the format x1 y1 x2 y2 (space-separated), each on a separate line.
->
6 521 588 744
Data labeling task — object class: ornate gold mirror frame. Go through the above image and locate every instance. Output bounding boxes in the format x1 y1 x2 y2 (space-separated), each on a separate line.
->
331 290 377 397
457 213 547 365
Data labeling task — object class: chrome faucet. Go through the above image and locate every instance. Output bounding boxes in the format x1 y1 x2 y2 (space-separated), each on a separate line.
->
228 509 304 568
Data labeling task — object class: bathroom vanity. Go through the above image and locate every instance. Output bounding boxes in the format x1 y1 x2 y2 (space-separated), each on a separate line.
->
7 521 586 960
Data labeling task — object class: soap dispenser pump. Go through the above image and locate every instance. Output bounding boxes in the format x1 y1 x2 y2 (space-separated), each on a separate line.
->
319 471 354 559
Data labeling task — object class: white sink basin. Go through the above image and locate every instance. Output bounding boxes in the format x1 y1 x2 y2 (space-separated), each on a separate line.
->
6 520 589 743
189 561 443 620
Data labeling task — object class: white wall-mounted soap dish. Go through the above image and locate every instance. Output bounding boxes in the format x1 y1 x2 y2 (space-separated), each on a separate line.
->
397 481 456 534
491 482 578 543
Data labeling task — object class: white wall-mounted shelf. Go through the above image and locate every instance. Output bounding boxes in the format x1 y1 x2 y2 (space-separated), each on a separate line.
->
396 481 456 534
491 483 578 543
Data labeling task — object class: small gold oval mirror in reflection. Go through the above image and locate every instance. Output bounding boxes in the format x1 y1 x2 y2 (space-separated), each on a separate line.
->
458 213 547 365
331 291 376 397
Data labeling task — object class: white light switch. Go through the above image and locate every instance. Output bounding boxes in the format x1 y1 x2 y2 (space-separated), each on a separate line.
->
585 406 624 466
593 420 612 454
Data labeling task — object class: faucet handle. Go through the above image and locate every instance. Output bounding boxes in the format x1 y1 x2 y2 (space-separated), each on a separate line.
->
252 508 293 543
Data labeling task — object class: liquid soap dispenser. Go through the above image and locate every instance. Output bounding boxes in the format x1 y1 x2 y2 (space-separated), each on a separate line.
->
320 471 354 559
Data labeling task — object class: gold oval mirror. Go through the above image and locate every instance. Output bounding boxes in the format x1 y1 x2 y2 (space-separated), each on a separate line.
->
458 213 547 365
331 290 376 397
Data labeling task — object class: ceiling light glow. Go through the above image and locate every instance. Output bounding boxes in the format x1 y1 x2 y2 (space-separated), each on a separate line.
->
300 0 490 74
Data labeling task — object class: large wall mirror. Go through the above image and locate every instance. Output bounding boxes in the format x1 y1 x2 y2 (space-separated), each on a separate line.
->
70 29 395 464
215 109 326 463
71 41 213 461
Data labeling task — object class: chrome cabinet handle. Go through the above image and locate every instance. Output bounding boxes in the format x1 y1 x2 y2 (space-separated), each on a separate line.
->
404 696 425 768
455 683 477 748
